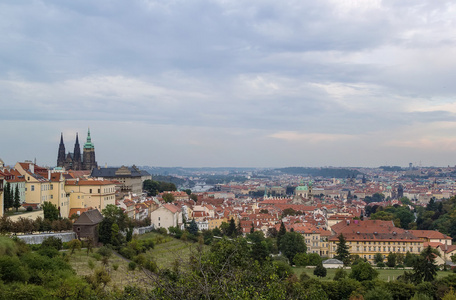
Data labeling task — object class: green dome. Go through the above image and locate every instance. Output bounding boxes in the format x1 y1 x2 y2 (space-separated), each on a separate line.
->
296 185 308 191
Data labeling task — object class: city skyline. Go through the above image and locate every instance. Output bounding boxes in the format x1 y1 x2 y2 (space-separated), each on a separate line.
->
1 1 456 168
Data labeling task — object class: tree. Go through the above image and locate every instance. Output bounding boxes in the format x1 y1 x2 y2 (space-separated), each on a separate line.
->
413 246 440 283
267 227 278 238
387 252 397 267
42 201 59 221
314 264 327 278
349 261 378 281
277 222 286 249
374 253 383 264
279 231 306 264
162 193 175 203
227 218 237 237
250 222 255 234
335 234 350 265
3 183 12 212
188 219 198 235
68 239 82 254
13 185 21 212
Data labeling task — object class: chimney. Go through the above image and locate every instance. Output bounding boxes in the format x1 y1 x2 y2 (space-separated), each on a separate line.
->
30 164 34 174
48 170 51 180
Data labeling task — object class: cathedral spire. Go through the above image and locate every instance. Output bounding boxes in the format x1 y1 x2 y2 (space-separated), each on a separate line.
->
73 132 82 170
57 132 66 167
84 128 94 149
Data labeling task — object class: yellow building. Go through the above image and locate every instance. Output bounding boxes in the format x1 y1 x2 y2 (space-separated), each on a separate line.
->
49 172 70 219
328 220 423 263
65 179 116 214
208 218 227 230
0 170 4 217
15 162 53 207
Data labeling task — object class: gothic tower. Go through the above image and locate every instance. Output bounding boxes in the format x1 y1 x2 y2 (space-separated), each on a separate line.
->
73 133 82 170
82 128 97 170
57 133 66 168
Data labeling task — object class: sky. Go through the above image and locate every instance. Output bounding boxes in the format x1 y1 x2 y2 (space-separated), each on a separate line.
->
1 0 456 168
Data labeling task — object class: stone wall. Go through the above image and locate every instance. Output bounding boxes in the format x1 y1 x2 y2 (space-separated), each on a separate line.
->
15 232 76 244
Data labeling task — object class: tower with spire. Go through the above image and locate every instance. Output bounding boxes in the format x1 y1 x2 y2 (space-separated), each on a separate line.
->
57 133 66 167
56 129 97 170
82 128 98 170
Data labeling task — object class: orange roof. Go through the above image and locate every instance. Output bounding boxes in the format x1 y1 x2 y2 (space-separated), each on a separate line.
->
66 179 116 186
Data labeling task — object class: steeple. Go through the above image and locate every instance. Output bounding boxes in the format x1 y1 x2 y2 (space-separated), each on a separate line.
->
73 133 82 170
57 133 66 167
84 128 94 149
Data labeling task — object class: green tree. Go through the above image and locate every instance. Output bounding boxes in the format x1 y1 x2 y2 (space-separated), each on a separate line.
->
335 234 350 265
387 252 396 267
3 183 12 211
314 264 327 278
279 231 306 264
162 193 175 203
188 219 198 235
349 261 378 281
364 287 393 300
277 221 286 249
374 253 383 264
13 185 21 212
42 201 59 221
183 189 192 195
413 246 440 283
68 239 82 255
227 218 237 237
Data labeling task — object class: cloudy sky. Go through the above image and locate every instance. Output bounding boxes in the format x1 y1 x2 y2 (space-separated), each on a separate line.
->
1 0 456 168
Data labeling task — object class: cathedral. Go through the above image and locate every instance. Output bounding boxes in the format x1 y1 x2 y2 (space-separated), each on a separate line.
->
57 129 98 170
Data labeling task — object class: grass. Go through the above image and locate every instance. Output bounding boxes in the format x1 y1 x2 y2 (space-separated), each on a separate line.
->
66 232 208 290
67 248 152 290
294 266 453 281
138 232 208 269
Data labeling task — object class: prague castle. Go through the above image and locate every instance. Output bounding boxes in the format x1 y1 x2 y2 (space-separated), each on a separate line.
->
57 129 98 170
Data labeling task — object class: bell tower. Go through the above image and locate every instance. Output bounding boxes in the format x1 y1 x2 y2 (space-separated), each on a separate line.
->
82 128 98 170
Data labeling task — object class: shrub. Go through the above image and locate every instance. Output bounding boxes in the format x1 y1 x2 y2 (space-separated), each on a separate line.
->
26 206 33 212
314 264 327 278
364 287 393 300
119 247 136 260
334 267 347 281
128 261 137 271
37 247 60 258
0 256 29 283
97 246 112 258
88 259 95 270
41 236 63 250
91 253 102 261
112 263 119 271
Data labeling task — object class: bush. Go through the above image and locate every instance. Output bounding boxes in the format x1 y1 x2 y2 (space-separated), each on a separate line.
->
97 246 112 258
41 236 63 250
334 267 347 281
364 287 393 300
128 261 137 271
37 247 60 258
119 246 136 260
91 253 102 261
0 256 29 283
26 206 33 212
314 264 327 278
112 263 119 271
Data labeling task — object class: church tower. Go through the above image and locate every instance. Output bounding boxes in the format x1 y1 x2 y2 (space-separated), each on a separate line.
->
73 133 82 170
57 133 66 168
82 128 98 170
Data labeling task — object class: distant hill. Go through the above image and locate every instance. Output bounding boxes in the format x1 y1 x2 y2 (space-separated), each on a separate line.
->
275 167 362 178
